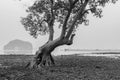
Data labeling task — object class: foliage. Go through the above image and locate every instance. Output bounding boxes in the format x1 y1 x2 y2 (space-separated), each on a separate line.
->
21 0 118 38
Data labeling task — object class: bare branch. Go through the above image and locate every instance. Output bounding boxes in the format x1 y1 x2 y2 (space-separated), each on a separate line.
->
81 0 83 4
48 25 54 41
66 34 75 45
60 9 72 39
72 0 79 6
66 0 89 39
82 8 92 15
48 0 55 41
48 20 54 41
69 0 73 5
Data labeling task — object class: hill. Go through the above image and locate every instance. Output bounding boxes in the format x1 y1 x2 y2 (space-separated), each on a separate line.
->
4 39 33 54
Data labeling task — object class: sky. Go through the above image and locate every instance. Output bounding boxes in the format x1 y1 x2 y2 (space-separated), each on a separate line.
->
0 0 120 54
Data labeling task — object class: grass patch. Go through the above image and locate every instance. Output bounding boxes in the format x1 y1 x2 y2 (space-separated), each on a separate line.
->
0 54 120 80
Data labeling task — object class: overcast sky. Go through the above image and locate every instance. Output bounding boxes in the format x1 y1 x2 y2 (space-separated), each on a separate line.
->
0 0 120 54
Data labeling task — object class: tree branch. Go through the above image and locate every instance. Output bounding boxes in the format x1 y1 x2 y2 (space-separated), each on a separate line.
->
81 0 83 4
59 0 80 39
66 0 89 39
48 25 54 41
83 8 95 14
48 0 55 41
69 0 73 5
60 9 72 39
66 34 75 45
72 0 79 6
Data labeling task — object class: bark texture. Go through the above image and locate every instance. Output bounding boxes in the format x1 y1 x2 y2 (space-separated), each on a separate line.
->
27 36 75 68
28 44 55 68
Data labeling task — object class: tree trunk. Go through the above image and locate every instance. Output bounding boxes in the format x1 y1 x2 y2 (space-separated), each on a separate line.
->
27 38 61 69
28 46 55 69
26 37 74 69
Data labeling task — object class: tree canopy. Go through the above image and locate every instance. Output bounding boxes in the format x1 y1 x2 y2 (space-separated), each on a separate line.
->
21 0 118 40
20 0 118 68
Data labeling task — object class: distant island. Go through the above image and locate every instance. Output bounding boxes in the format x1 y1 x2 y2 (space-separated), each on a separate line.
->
4 39 33 54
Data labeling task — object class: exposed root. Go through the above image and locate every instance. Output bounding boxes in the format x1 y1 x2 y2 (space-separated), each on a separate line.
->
26 52 55 69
